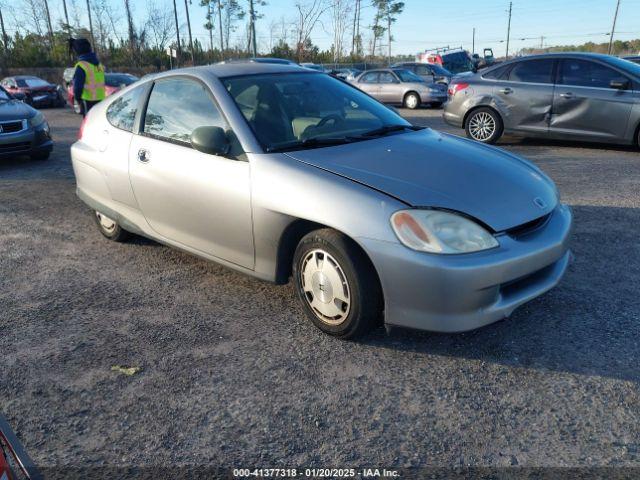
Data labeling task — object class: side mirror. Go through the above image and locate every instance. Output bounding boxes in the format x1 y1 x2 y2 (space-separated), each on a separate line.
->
190 126 230 156
610 79 630 90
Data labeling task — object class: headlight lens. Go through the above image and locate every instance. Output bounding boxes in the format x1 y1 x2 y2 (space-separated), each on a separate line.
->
390 209 499 254
30 112 45 128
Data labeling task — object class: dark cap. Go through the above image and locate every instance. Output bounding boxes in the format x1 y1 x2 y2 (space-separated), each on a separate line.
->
68 38 92 55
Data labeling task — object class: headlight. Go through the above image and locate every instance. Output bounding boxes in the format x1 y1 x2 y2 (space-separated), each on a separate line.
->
390 209 499 254
30 112 45 128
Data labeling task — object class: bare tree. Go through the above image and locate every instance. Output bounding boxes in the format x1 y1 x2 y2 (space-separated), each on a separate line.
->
146 1 175 52
183 0 194 64
328 0 351 63
22 0 46 36
373 0 404 64
293 0 328 62
91 0 122 51
223 0 245 52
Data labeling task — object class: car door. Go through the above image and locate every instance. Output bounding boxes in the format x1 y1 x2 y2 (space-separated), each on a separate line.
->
493 58 556 133
357 72 381 99
378 71 402 103
128 76 254 269
550 58 635 141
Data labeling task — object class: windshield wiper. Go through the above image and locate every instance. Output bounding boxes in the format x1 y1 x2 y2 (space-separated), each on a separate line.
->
267 136 355 153
358 124 424 138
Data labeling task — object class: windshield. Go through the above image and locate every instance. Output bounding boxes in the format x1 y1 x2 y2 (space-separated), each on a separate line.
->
105 74 138 87
394 69 424 83
17 77 50 88
223 72 411 152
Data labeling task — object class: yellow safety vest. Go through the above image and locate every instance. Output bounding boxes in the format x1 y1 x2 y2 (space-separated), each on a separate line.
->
76 61 106 101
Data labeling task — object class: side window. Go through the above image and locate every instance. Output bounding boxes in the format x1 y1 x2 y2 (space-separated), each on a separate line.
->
143 77 225 144
106 85 145 132
379 72 397 83
507 59 554 84
360 72 379 84
416 65 431 75
559 59 627 89
483 64 510 80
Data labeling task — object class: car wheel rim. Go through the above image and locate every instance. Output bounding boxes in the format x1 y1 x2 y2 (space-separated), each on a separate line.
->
406 95 418 108
96 212 116 233
469 112 496 141
300 249 351 326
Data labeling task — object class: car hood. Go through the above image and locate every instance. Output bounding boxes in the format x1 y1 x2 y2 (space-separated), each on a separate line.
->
0 100 36 121
284 129 558 232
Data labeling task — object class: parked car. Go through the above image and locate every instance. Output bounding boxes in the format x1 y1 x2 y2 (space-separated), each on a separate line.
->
0 85 52 160
444 52 640 146
67 72 138 114
392 62 453 85
71 63 572 338
0 75 64 108
352 68 447 109
623 55 640 65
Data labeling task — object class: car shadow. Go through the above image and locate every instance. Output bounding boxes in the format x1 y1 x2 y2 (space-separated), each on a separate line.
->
359 204 640 384
497 137 639 152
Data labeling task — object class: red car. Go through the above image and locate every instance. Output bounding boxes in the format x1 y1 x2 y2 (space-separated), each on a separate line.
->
66 72 138 114
0 414 41 480
0 76 65 108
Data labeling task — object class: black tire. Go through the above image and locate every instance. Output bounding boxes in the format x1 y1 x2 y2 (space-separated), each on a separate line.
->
430 101 443 109
403 92 421 110
292 228 382 339
30 151 50 161
465 107 504 144
93 210 131 242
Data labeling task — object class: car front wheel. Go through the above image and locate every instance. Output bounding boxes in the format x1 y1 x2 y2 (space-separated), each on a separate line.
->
94 210 131 242
292 229 382 339
465 107 503 144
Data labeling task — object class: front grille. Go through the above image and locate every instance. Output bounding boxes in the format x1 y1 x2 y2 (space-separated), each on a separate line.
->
506 213 551 238
0 141 31 153
0 120 24 134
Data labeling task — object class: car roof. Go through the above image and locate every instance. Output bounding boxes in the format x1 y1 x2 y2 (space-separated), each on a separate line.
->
142 63 313 81
13 75 44 80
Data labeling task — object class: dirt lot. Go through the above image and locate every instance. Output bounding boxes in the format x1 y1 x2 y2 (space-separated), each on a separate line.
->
1 106 639 476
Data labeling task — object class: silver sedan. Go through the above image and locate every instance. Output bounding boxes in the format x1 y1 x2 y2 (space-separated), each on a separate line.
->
351 68 448 109
71 63 572 339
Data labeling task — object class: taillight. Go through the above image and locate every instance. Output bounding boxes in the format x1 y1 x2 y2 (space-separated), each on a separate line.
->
78 116 88 140
448 82 469 96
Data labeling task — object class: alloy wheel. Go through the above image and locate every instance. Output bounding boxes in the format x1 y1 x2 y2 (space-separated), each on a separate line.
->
299 249 351 326
468 111 496 141
95 211 116 234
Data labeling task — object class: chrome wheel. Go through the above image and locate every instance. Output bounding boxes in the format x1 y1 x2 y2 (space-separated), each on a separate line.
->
405 93 419 109
468 111 496 141
95 211 116 234
300 249 351 325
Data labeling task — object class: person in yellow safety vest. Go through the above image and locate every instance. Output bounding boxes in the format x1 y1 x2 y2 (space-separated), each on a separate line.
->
69 38 106 116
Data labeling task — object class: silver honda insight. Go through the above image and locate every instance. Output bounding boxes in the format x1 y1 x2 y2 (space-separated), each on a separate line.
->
71 63 572 339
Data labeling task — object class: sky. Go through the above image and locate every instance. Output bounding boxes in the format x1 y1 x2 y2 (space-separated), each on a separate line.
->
7 0 640 58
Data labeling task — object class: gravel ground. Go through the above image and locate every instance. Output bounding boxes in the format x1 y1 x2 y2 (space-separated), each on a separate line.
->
1 106 639 477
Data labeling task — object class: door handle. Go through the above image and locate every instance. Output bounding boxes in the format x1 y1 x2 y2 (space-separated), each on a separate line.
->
559 92 574 99
499 87 513 94
137 148 150 163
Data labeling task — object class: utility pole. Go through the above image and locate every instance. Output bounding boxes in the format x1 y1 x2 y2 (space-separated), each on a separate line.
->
351 0 361 57
472 27 476 54
505 1 512 59
86 0 95 49
249 0 257 57
540 35 544 49
172 0 182 66
608 0 621 55
207 1 214 60
184 0 195 64
387 4 392 66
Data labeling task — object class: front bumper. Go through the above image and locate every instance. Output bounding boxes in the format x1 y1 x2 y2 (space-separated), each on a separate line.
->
0 125 53 158
360 204 573 332
421 91 448 103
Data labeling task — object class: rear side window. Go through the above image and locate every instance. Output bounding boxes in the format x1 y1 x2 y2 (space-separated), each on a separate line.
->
143 77 225 144
559 59 627 89
359 72 379 83
507 59 555 84
379 72 397 83
106 85 145 132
